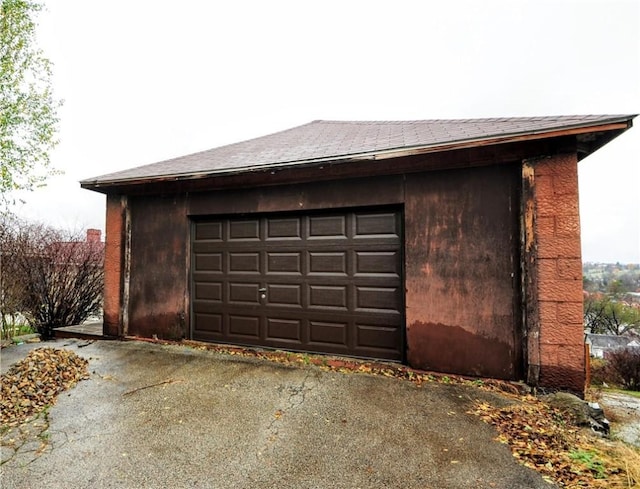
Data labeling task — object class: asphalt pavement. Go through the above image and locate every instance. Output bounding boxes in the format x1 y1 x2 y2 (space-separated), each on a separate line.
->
1 339 553 488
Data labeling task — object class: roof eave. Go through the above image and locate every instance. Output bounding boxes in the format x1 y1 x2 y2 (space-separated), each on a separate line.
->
80 117 634 192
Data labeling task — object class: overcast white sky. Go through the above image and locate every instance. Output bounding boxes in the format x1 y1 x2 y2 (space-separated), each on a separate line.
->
11 0 640 263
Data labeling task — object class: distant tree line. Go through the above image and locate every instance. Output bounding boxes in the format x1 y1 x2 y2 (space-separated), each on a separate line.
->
583 263 640 337
583 262 640 294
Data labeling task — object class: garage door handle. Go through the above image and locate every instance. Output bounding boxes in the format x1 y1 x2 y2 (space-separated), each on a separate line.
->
259 288 267 299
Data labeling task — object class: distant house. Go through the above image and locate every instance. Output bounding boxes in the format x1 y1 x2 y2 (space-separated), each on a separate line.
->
48 229 104 266
585 333 640 358
81 114 637 394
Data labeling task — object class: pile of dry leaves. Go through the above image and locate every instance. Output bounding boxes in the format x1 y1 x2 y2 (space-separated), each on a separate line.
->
471 397 638 488
0 348 89 427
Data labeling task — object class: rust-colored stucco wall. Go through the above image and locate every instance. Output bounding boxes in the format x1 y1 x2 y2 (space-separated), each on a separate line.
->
533 153 585 393
103 194 126 337
404 164 522 380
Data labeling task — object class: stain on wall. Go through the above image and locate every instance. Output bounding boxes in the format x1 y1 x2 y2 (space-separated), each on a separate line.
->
127 194 189 339
404 164 522 379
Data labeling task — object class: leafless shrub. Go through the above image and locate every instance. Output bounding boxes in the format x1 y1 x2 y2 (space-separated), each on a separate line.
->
605 347 640 391
0 215 104 340
0 214 28 339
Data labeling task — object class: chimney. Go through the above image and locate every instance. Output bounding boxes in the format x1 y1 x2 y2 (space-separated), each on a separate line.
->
86 229 102 243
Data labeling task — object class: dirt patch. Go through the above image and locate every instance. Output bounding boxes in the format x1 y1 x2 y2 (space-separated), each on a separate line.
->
600 392 640 447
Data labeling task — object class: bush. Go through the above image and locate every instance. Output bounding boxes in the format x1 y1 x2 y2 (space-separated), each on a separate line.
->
1 216 104 340
589 357 608 386
605 347 640 391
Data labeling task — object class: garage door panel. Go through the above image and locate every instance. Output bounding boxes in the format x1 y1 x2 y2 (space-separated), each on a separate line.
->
308 215 347 239
356 286 400 311
228 315 260 338
356 323 401 351
195 253 223 272
309 285 348 309
195 282 222 301
229 220 260 240
267 252 302 273
192 209 404 361
267 218 302 240
267 284 302 307
228 283 260 304
309 321 348 347
355 251 401 276
195 222 223 241
354 213 399 237
309 252 347 275
194 313 222 333
266 318 301 342
228 252 260 273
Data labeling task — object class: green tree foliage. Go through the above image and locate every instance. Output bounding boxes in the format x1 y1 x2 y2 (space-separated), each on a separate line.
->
0 0 61 204
584 295 640 336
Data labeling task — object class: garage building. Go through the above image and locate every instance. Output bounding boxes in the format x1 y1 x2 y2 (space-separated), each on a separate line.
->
81 115 636 394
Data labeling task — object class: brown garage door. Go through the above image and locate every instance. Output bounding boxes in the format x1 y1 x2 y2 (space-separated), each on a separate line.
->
191 208 404 360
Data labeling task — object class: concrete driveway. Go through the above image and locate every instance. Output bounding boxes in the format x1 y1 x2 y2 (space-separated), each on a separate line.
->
1 339 551 488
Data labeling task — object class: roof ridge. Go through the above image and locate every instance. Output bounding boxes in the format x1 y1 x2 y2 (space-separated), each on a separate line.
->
311 115 632 125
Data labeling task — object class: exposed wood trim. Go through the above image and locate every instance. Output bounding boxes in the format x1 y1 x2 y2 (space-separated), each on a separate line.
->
521 159 540 387
121 197 132 337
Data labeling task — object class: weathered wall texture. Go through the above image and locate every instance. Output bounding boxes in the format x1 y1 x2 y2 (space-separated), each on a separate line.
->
533 153 585 393
404 165 521 379
188 175 404 216
127 194 189 340
103 195 126 337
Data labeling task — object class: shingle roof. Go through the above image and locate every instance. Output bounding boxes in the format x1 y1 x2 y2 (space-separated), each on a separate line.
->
81 114 635 187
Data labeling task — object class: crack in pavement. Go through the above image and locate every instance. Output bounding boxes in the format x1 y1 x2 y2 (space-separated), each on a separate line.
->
255 371 317 464
285 371 316 411
1 412 51 467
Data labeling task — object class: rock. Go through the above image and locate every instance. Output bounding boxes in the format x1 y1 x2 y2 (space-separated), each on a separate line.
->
542 392 610 436
542 392 590 424
587 402 610 435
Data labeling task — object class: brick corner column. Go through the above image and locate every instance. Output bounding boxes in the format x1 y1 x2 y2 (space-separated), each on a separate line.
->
103 194 127 337
533 153 585 395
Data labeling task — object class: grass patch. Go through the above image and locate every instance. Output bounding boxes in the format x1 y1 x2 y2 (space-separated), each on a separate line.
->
597 442 640 488
569 449 607 479
1 323 35 341
472 396 640 488
606 388 640 399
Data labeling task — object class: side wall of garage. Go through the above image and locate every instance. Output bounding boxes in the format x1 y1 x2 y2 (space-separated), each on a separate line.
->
127 194 190 339
404 164 522 380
